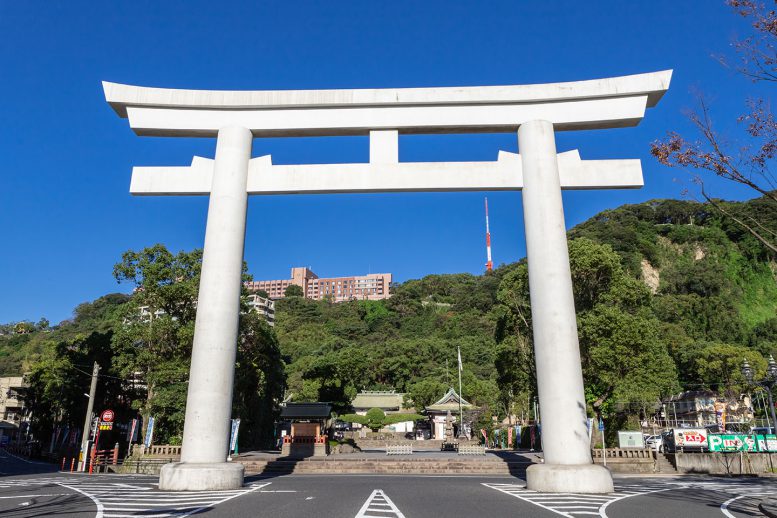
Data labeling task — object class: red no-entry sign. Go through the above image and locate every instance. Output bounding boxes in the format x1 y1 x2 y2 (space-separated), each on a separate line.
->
101 409 115 423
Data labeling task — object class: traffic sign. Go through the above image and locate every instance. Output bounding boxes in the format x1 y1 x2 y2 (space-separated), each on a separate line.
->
100 409 115 423
598 420 604 432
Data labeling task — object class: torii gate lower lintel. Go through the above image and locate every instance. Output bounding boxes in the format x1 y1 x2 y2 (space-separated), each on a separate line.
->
104 70 672 493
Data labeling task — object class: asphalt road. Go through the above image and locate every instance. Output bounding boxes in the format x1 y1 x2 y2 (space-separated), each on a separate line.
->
1 449 775 517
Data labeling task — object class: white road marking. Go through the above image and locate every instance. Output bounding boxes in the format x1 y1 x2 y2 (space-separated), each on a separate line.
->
719 492 777 518
0 476 272 517
482 482 671 518
355 489 406 518
721 494 750 518
484 480 777 518
57 482 105 518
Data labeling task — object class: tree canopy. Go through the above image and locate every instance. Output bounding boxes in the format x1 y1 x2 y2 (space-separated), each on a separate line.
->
5 195 775 449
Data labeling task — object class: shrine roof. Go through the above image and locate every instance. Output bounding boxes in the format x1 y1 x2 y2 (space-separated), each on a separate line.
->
280 402 332 420
352 391 405 411
425 387 475 413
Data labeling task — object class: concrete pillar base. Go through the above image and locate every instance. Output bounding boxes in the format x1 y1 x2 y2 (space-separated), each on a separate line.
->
159 462 244 491
526 463 614 494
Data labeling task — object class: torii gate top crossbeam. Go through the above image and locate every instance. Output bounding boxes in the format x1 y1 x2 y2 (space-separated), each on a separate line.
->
103 70 671 137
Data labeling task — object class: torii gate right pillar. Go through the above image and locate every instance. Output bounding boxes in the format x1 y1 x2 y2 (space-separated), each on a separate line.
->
519 120 614 493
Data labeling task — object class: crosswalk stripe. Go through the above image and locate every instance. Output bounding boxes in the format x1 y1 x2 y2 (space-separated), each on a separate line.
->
482 482 671 517
0 476 270 517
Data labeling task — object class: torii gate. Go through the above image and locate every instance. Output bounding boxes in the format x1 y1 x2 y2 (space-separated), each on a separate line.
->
104 70 671 493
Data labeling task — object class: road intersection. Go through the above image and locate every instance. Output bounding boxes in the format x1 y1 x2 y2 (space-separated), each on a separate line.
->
1 451 775 517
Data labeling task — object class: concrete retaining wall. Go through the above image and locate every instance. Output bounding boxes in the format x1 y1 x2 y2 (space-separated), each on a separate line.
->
118 458 177 475
674 452 777 475
592 456 655 473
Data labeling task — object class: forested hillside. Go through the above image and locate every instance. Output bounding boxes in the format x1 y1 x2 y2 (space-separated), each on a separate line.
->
274 195 777 424
1 195 775 442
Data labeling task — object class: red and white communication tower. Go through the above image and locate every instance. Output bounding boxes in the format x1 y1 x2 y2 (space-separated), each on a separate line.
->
485 197 493 271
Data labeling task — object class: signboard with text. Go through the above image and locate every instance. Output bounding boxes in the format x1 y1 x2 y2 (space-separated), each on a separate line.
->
708 434 757 452
673 428 708 449
708 434 777 452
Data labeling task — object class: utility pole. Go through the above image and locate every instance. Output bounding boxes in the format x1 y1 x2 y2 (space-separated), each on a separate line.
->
457 346 464 438
78 362 99 471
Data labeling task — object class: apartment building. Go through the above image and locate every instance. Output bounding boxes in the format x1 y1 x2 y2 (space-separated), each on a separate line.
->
246 267 392 302
0 376 28 444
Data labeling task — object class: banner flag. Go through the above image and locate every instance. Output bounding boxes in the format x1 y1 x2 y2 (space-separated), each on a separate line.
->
144 416 155 447
128 418 138 443
229 418 241 454
457 347 463 372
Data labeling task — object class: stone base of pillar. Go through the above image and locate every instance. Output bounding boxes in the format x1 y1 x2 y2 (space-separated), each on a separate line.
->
159 462 244 491
526 463 613 494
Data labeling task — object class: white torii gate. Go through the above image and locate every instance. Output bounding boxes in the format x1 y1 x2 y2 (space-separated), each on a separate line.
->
104 70 671 493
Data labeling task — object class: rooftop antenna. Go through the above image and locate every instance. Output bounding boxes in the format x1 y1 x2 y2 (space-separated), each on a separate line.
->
485 197 493 271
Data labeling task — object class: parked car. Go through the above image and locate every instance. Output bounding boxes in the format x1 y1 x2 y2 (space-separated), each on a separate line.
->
644 434 663 451
659 430 675 453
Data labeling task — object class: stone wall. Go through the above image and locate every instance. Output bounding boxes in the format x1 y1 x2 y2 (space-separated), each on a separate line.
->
119 458 176 475
591 448 656 473
281 441 328 458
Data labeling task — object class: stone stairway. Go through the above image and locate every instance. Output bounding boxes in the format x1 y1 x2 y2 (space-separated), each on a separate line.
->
654 452 676 473
239 457 530 476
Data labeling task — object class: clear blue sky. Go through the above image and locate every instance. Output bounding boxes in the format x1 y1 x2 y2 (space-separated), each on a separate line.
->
0 1 764 324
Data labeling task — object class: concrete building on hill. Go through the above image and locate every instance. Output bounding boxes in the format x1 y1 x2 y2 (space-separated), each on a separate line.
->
0 376 28 444
138 294 275 326
246 267 392 302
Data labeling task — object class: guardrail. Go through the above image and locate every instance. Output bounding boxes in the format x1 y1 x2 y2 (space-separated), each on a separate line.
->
458 445 486 455
386 444 413 455
283 435 326 444
129 444 182 457
591 448 654 459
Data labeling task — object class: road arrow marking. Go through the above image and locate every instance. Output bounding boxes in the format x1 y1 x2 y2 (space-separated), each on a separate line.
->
355 489 406 518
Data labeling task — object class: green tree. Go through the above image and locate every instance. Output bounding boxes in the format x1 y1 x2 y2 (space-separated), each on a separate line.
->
284 284 304 297
692 342 766 393
406 378 449 410
495 238 679 432
112 244 286 447
651 1 777 254
233 312 286 448
111 245 202 443
25 332 137 449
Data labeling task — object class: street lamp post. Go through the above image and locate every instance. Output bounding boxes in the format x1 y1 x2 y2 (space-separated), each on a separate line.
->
741 355 777 433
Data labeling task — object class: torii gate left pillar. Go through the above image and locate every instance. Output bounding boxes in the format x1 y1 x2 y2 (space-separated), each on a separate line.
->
160 126 253 490
104 70 671 492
